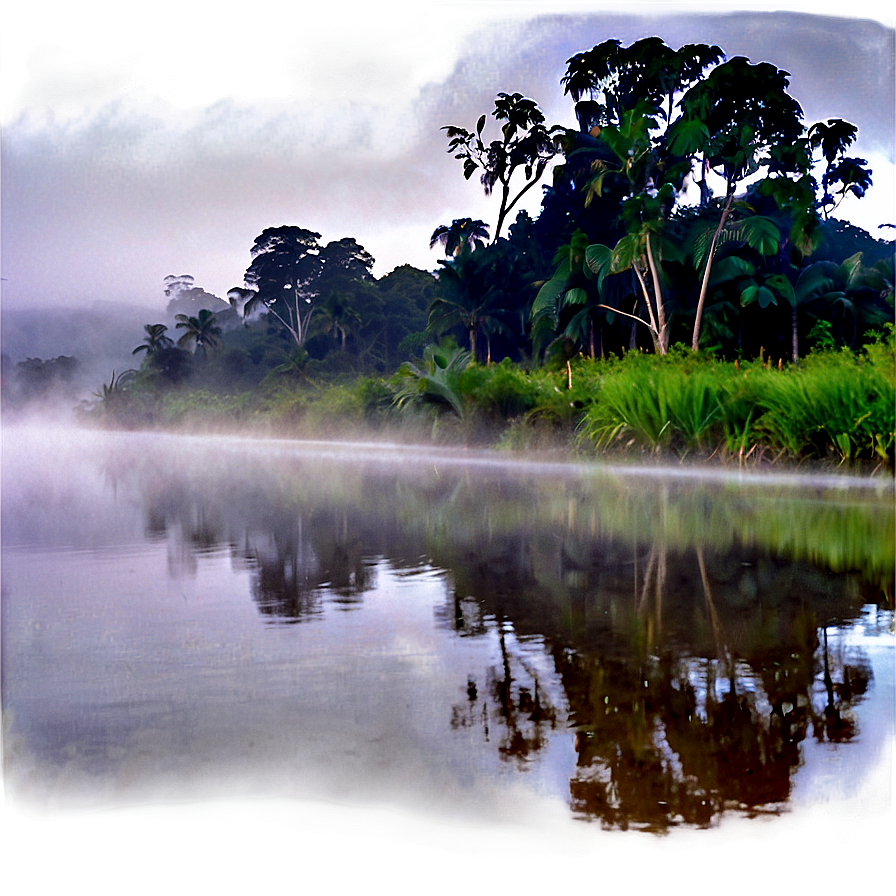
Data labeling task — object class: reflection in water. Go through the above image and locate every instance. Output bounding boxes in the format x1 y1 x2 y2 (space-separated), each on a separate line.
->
1 427 892 832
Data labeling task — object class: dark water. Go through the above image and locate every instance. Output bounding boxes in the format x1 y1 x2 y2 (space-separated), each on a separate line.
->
1 425 894 884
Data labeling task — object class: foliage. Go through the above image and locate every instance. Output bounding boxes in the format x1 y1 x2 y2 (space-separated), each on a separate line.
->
87 368 140 421
391 342 471 419
455 359 545 420
430 219 490 257
443 93 560 241
175 309 222 356
239 227 374 348
3 355 80 407
81 34 893 474
133 324 174 357
577 332 895 468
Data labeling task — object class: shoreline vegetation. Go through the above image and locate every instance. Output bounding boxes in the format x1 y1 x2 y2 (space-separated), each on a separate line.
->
71 327 894 478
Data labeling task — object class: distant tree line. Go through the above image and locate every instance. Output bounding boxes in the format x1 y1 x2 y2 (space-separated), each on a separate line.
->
1 353 80 409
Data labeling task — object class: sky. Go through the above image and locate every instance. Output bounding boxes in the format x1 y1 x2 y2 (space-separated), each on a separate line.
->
1 1 894 313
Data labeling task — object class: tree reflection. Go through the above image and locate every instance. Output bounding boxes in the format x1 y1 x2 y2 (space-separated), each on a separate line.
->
95 438 888 828
441 531 878 831
450 618 560 766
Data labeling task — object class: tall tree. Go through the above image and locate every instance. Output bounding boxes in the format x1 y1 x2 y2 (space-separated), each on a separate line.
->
555 39 724 354
428 246 513 363
667 56 807 349
240 228 375 349
132 324 174 357
317 290 362 351
443 93 560 242
242 227 325 348
807 119 873 220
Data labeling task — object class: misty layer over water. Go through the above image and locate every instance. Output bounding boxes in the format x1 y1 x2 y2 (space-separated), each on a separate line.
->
1 425 893 833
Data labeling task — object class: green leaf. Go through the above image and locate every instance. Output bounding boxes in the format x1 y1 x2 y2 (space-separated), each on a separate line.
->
611 234 643 273
584 244 614 280
562 287 589 308
795 262 840 304
764 274 795 305
666 118 710 155
739 216 780 256
710 255 755 286
531 276 569 318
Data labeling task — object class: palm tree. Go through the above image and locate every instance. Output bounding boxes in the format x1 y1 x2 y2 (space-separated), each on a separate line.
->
175 309 222 357
428 250 511 363
132 324 174 357
317 290 362 350
429 219 490 258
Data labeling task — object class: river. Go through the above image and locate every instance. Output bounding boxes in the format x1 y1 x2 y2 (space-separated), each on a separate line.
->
1 424 893 890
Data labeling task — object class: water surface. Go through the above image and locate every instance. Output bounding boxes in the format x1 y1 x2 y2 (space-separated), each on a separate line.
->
2 425 893 844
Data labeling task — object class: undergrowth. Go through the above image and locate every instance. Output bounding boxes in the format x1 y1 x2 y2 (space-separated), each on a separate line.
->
81 329 895 472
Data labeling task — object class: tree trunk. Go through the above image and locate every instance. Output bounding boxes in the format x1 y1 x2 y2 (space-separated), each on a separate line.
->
645 233 667 355
692 192 735 351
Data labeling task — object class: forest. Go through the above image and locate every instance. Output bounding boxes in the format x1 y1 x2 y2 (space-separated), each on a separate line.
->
4 37 894 470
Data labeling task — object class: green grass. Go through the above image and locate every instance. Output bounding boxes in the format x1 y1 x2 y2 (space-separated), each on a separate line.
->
576 332 894 469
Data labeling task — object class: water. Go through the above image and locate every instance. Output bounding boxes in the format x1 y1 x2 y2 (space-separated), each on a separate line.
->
1 425 893 887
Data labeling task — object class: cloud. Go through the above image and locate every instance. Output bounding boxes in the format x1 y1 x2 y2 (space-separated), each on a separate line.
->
13 68 122 115
4 3 482 115
300 48 422 100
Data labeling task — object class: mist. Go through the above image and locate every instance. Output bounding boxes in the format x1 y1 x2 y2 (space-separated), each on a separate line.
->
1 7 893 315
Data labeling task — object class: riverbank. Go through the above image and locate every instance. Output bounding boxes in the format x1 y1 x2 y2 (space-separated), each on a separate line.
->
64 334 894 477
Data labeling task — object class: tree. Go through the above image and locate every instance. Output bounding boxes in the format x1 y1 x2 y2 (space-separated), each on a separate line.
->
443 93 560 242
555 39 723 354
561 37 724 133
558 40 873 354
578 100 687 355
430 219 490 257
531 229 607 359
373 265 444 371
240 228 375 349
808 119 873 220
242 227 325 347
132 324 174 357
175 309 222 356
317 290 362 351
667 57 811 349
792 253 894 354
428 246 514 363
316 237 376 292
